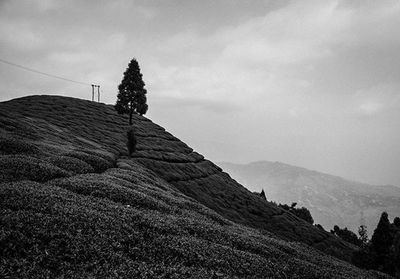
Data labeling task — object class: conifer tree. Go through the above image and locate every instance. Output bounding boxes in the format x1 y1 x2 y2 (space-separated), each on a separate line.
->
115 58 148 125
259 189 266 200
358 225 369 247
394 232 400 277
371 212 392 268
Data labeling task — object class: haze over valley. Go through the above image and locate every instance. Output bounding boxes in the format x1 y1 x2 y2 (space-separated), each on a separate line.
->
219 161 400 233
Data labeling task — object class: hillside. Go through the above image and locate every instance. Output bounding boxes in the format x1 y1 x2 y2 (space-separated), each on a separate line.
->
219 161 400 233
0 95 389 278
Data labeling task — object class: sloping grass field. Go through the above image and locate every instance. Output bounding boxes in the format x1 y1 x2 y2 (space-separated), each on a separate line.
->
0 95 391 278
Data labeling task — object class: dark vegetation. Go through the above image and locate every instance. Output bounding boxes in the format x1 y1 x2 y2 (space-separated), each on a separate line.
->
331 225 362 247
126 126 137 157
329 212 400 277
47 155 95 174
0 136 40 155
115 58 148 125
0 155 69 183
259 189 266 200
0 95 391 278
64 151 114 173
278 202 314 225
257 190 315 226
352 212 400 277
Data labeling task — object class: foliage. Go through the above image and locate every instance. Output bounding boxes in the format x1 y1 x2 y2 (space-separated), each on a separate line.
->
371 212 393 265
64 151 114 173
394 217 400 228
331 225 362 246
352 246 376 271
0 136 40 155
259 189 266 200
0 95 382 278
115 58 148 125
394 232 400 278
0 95 358 263
0 155 69 183
352 212 400 277
0 172 388 279
358 225 369 247
48 155 95 174
279 202 314 225
315 224 325 231
126 127 137 157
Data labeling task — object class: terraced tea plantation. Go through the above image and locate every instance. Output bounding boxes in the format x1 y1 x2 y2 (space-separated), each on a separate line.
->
0 96 390 278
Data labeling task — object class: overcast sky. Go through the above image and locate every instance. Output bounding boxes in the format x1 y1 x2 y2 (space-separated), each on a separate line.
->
1 0 400 186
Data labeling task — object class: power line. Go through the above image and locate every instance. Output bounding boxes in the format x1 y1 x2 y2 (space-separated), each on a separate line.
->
0 57 92 86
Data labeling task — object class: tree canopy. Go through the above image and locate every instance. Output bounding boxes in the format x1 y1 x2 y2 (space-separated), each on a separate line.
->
115 58 148 125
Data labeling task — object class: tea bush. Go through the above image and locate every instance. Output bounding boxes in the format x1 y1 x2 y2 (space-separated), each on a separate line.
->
48 155 95 174
64 151 113 173
0 155 69 183
0 137 40 155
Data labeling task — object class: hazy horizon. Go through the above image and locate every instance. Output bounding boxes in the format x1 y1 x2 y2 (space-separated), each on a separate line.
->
1 0 400 186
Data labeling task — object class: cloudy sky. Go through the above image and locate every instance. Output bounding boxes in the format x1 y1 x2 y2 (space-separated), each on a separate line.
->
1 0 400 186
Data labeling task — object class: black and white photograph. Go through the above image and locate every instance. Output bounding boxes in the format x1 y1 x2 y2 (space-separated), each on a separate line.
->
1 1 400 278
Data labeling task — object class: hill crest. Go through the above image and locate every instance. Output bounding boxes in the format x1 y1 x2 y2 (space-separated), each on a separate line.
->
0 95 388 278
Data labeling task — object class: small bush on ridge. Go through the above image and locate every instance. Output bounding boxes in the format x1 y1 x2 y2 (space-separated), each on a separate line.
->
126 127 137 157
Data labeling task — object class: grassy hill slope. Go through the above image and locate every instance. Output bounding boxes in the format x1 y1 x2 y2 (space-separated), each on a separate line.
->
0 95 389 278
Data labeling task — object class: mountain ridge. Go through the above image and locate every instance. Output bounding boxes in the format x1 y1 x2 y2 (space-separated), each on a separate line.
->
219 161 400 233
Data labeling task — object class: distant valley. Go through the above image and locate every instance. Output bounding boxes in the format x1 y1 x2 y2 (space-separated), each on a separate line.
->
219 161 400 234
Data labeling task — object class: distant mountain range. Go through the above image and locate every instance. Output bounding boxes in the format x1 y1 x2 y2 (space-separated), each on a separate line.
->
219 161 400 234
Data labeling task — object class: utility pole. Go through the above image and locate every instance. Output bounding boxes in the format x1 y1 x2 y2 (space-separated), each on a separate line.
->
97 85 100 102
91 84 95 101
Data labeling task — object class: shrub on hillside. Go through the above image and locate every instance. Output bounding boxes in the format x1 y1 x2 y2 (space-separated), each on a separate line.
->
358 225 369 247
315 224 325 231
48 155 95 174
0 115 40 139
0 155 69 183
64 151 112 173
259 189 267 200
331 225 362 246
126 127 137 157
278 202 314 225
0 137 40 155
0 177 384 278
50 174 169 212
77 149 116 164
352 246 376 270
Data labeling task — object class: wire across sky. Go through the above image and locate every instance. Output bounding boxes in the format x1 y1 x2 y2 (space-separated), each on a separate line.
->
0 58 93 86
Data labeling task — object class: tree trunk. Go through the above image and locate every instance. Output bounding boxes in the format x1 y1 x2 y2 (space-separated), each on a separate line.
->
129 102 133 125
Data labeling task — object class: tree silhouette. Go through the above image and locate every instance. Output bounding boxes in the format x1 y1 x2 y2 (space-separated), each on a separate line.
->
358 225 368 247
394 217 400 228
259 189 266 200
278 202 314 224
371 212 393 269
332 225 361 246
394 232 400 277
115 58 148 125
